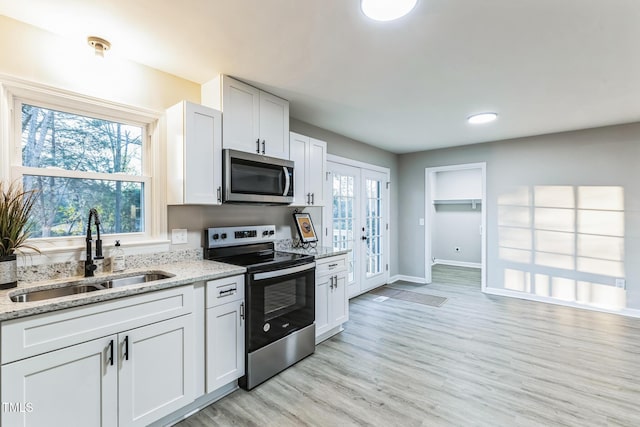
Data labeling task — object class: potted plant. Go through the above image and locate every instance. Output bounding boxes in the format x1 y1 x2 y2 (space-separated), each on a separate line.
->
0 181 38 289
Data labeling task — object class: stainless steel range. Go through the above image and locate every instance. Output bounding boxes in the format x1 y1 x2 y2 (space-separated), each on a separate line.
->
204 225 315 390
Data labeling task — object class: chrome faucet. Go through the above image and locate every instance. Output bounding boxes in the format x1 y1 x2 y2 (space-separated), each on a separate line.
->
85 208 104 277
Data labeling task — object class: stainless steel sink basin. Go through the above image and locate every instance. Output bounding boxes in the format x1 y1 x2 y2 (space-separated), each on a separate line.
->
94 273 173 289
10 284 104 302
10 272 173 303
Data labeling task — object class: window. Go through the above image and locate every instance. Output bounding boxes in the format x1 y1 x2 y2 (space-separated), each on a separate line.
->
4 81 164 253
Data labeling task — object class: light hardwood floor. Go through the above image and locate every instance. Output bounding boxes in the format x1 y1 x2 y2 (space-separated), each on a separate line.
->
178 265 640 427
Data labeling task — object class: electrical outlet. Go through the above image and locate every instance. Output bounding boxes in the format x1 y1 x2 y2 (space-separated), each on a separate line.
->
615 278 626 289
419 218 425 226
455 247 461 252
171 229 188 245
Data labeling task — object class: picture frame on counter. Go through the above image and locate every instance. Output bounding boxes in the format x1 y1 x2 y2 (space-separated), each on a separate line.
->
293 212 318 243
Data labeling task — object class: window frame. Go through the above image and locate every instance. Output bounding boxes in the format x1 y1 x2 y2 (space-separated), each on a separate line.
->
1 78 168 259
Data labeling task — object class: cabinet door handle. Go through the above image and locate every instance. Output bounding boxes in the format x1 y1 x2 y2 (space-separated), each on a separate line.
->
217 186 222 203
311 193 315 205
240 302 245 325
107 339 114 366
328 263 338 268
256 139 260 153
262 140 266 155
123 336 129 361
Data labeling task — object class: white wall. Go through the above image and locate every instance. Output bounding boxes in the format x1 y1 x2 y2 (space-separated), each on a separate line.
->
399 122 640 312
434 169 482 200
0 16 200 112
432 204 481 264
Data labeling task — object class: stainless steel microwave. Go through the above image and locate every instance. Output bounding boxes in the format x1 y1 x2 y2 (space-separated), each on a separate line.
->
223 149 294 205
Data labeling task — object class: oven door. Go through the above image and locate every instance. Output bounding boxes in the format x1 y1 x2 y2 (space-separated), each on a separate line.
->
223 149 294 204
246 262 315 352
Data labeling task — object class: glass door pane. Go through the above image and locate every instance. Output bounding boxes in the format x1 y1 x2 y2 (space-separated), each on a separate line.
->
364 178 382 278
332 172 357 284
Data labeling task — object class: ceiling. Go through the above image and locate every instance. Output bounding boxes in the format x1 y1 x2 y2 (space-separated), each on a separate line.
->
1 0 639 154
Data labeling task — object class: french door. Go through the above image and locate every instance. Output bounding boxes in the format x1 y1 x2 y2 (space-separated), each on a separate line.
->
361 168 388 291
325 160 389 298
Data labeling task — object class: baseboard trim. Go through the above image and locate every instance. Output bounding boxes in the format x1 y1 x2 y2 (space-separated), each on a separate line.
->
484 287 640 319
149 381 238 427
388 275 427 285
434 259 481 269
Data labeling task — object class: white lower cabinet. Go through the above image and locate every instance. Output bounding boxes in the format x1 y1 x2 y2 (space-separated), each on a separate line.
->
315 255 349 343
1 335 118 427
0 286 196 427
205 275 245 393
119 315 195 427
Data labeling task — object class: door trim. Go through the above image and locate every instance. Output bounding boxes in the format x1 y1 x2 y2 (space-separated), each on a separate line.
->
327 154 390 174
424 162 487 291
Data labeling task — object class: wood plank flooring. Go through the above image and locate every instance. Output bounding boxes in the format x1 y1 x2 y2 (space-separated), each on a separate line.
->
177 265 640 427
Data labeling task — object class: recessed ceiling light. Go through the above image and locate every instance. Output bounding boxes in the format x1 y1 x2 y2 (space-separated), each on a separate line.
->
361 0 418 22
467 112 498 124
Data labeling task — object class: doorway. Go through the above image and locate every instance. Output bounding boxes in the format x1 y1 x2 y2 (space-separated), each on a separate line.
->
425 163 486 291
325 156 390 298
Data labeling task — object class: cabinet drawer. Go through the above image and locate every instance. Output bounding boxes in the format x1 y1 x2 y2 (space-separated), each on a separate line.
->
1 286 193 364
206 275 245 308
316 255 347 277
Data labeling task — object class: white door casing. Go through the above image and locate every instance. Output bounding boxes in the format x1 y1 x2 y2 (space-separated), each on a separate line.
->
424 162 487 290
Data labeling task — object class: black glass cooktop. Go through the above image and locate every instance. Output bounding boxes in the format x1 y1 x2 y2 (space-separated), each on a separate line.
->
205 242 313 273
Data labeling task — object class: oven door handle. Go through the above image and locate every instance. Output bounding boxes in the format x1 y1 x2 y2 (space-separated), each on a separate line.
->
282 166 290 196
252 262 315 281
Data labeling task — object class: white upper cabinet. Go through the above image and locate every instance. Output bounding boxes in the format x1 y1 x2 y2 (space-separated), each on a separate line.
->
221 78 260 154
166 101 222 205
290 132 326 207
202 75 290 159
308 138 327 206
258 91 290 158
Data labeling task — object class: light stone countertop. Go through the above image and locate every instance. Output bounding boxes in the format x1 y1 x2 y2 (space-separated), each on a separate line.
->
0 260 245 322
280 246 350 259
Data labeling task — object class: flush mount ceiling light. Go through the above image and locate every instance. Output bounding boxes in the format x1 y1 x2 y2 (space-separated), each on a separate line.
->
87 36 111 58
361 0 418 21
467 112 498 125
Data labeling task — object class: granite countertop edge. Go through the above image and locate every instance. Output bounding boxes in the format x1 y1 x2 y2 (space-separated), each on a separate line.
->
280 246 350 259
0 260 246 322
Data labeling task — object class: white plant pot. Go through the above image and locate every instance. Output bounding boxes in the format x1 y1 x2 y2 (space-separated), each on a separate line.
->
0 254 17 289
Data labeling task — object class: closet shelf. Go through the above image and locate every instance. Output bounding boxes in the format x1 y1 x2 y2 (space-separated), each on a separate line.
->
433 199 482 208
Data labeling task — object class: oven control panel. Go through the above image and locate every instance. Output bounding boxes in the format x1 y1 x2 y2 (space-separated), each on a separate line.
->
205 225 276 248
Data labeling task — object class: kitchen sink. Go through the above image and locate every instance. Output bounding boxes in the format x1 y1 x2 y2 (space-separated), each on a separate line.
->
10 284 104 302
94 273 173 289
10 272 174 303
